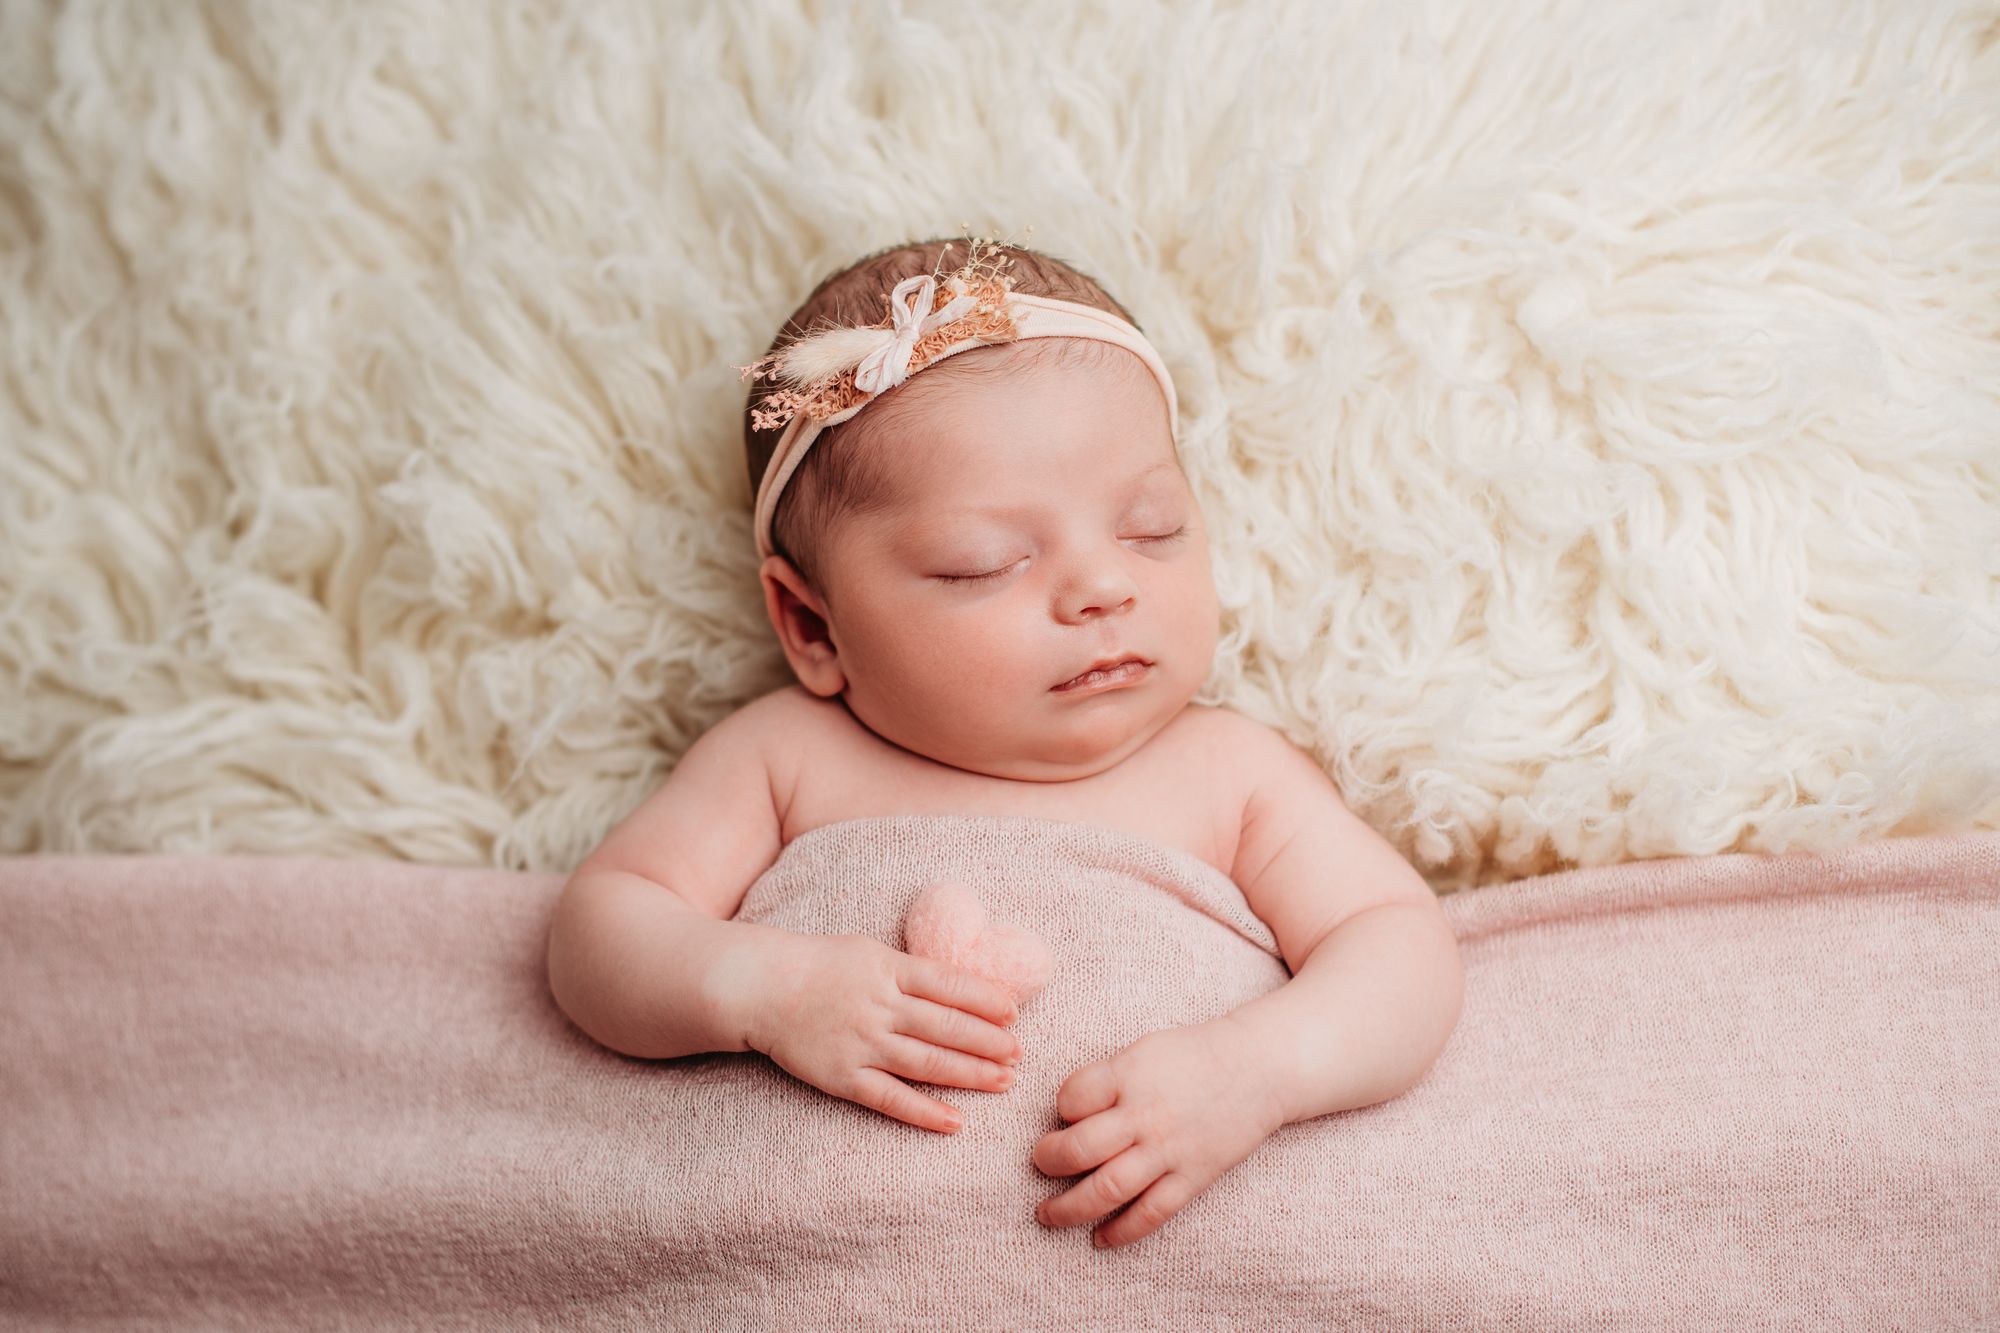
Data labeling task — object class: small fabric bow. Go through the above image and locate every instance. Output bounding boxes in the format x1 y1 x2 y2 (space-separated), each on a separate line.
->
852 274 979 395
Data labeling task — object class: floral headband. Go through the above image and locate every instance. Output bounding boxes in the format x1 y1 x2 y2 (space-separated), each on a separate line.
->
735 235 1180 563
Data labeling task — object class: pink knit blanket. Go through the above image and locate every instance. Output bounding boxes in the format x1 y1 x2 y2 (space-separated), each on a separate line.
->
4 815 1997 1329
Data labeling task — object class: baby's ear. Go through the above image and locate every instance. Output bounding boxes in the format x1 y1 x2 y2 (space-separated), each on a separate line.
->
759 555 844 698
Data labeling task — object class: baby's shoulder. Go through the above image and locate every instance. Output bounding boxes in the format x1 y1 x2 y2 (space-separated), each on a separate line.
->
1189 701 1317 752
1164 704 1337 833
753 682 838 722
750 683 857 744
734 683 837 747
1165 702 1281 775
1147 703 1286 841
687 685 811 764
744 684 856 808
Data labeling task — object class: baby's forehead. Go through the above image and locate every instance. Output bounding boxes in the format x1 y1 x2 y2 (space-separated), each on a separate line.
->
844 342 1172 502
875 348 1162 451
887 456 1183 528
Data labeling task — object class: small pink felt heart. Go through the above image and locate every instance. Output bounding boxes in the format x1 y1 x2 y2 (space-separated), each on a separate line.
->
901 880 1053 1006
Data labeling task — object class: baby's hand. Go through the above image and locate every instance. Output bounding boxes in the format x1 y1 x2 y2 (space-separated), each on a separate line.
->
746 931 1024 1135
1032 1015 1285 1250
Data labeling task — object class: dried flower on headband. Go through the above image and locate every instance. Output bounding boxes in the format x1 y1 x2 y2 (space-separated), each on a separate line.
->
735 235 1025 434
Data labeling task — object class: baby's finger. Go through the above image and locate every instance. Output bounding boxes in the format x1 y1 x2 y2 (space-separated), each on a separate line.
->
850 1066 965 1135
896 995 1022 1067
877 1032 1018 1095
900 956 1018 1026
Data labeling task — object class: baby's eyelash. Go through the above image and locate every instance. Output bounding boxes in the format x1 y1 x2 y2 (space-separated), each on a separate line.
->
935 527 1187 584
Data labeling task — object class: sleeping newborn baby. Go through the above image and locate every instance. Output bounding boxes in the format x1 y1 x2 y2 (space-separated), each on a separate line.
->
547 235 1464 1252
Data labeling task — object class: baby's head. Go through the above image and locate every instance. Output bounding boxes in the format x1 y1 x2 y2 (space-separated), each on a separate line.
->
741 236 1219 782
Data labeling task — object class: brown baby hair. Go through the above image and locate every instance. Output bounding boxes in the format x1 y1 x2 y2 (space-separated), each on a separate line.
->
741 234 1155 606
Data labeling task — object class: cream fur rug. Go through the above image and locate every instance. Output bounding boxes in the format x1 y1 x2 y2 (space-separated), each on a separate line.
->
2 1 1995 891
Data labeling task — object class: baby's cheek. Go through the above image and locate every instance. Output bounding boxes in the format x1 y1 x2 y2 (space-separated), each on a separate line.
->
932 623 1020 691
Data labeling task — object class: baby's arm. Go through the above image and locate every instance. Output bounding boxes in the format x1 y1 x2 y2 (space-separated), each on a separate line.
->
1026 718 1460 1250
1222 718 1464 1123
545 702 791 1061
544 694 1022 1134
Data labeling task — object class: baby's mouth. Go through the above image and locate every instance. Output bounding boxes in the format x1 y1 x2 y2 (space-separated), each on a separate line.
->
1052 657 1151 692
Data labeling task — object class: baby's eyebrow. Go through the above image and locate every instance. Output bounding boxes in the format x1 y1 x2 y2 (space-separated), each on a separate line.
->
935 462 1179 521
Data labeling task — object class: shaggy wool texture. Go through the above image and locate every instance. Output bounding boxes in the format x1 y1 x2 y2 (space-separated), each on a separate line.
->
1 1 1996 891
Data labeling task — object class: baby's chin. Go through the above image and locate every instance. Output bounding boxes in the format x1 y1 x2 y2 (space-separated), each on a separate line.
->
923 701 1186 782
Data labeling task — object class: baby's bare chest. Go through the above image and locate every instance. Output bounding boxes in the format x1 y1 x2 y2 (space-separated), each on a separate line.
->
776 701 1250 882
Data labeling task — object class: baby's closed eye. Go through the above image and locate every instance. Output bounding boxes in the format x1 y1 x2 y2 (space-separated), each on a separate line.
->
933 526 1189 583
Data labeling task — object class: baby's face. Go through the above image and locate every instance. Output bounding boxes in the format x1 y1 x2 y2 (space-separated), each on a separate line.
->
762 343 1221 781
